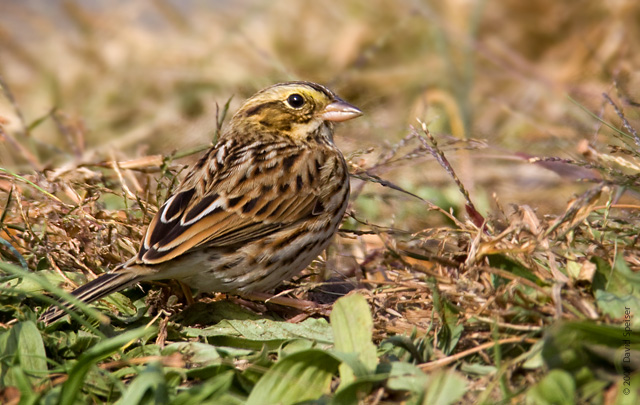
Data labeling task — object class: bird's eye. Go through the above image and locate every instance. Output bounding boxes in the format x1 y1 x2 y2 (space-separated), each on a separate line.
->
286 93 305 109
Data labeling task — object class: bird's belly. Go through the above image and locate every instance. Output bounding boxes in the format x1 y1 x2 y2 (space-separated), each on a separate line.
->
164 214 343 294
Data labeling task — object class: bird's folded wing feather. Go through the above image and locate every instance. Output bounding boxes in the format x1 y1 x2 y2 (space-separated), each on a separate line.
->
134 146 325 265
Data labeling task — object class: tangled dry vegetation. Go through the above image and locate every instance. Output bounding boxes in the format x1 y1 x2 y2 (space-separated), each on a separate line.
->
1 1 640 404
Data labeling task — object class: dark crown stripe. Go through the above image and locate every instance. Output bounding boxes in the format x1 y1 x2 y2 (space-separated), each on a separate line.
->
281 81 335 99
243 101 279 117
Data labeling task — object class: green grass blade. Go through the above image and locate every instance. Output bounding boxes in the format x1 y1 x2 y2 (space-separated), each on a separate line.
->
0 261 108 331
115 361 168 405
0 167 64 204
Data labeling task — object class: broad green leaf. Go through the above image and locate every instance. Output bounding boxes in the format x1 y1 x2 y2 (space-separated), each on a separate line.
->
327 351 370 379
181 316 332 353
593 255 640 298
184 317 332 343
614 372 640 405
3 365 40 404
487 254 541 284
422 369 467 405
526 369 575 405
595 290 640 328
162 342 222 365
100 291 145 320
124 344 163 360
331 293 377 387
202 337 281 352
279 338 315 356
541 321 640 372
579 378 608 404
246 349 340 405
0 321 48 387
385 361 429 393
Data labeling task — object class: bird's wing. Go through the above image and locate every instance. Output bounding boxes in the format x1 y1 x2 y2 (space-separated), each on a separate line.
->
135 142 331 265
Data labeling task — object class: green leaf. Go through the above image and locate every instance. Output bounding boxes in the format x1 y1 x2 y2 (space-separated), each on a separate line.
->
422 369 467 405
169 370 240 405
184 317 332 343
614 372 640 405
487 254 542 284
459 362 497 376
330 293 378 387
116 361 169 405
566 260 582 280
182 316 332 353
595 290 640 328
177 301 262 325
239 346 273 388
0 262 108 331
58 325 156 405
521 340 545 370
526 369 576 405
385 361 429 393
246 349 340 405
430 280 463 356
541 321 640 372
327 351 370 379
330 373 388 405
3 365 40 404
26 107 55 131
593 255 640 299
124 344 162 360
0 321 48 387
279 338 315 356
162 342 222 365
0 269 84 294
437 321 464 356
44 329 102 359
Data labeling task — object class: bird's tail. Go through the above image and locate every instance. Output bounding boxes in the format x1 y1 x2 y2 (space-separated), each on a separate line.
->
39 271 144 324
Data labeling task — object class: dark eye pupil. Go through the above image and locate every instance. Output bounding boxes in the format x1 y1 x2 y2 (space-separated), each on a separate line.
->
287 94 305 108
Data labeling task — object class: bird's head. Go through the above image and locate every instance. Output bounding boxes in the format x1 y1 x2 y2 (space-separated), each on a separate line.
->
228 81 362 142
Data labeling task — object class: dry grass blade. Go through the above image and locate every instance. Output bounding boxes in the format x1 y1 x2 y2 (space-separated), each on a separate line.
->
603 92 640 151
414 121 485 228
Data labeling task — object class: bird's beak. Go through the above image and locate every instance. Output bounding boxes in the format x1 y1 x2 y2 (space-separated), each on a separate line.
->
321 99 363 122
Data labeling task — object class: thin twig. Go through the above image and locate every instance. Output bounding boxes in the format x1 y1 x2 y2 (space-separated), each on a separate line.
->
419 337 538 371
603 92 640 152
